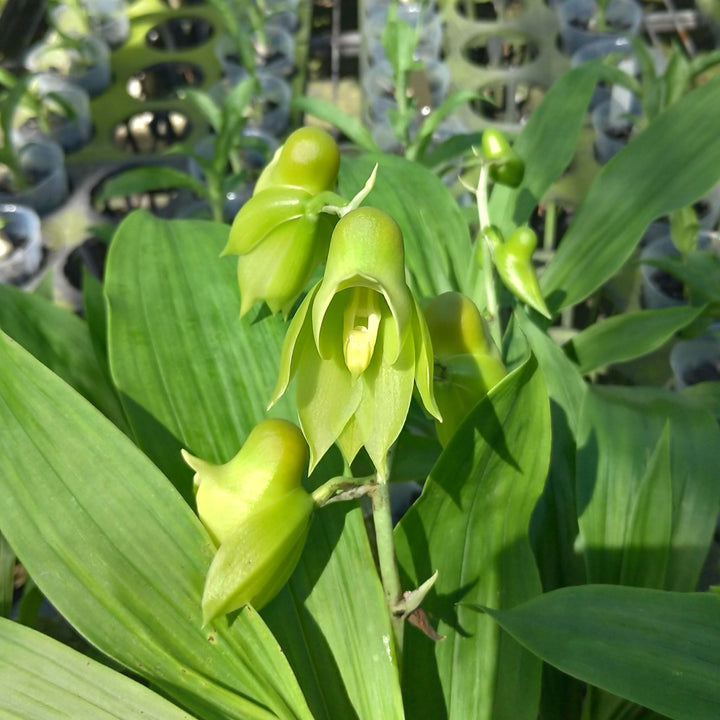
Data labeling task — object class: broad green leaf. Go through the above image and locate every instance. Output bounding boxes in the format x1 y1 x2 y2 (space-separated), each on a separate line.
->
339 153 473 300
263 502 404 720
105 211 295 464
94 167 206 202
619 424 673 588
478 585 720 720
0 618 196 720
83 268 194 501
577 385 720 591
395 352 550 720
517 312 587 592
566 305 706 374
488 60 604 237
0 332 312 720
514 314 588 720
105 211 403 720
0 283 127 432
291 96 380 152
541 72 720 312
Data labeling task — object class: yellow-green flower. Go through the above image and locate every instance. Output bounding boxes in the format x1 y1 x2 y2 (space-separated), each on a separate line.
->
423 292 505 446
181 419 313 623
223 127 341 317
270 207 441 477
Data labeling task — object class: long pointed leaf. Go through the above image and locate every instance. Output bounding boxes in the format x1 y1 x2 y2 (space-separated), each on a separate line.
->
541 72 720 312
0 618 196 720
105 211 295 463
395 352 551 720
566 305 706 374
576 385 720 591
478 585 720 720
0 283 127 431
0 331 312 720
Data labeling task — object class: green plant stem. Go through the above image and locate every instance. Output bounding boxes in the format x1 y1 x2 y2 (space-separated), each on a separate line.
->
543 201 557 250
395 70 411 149
205 171 224 223
477 163 502 348
311 474 374 506
370 473 404 668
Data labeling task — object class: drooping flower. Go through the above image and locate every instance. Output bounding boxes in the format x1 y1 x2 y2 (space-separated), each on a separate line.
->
423 292 506 446
181 418 313 622
269 207 441 477
223 127 341 317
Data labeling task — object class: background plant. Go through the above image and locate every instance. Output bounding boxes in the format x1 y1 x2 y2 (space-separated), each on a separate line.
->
94 76 265 222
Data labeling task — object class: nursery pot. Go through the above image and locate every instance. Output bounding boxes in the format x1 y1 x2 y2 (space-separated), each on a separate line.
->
591 92 640 163
0 138 69 216
264 0 300 32
362 58 450 120
25 35 112 97
14 74 93 153
557 0 643 56
0 203 43 285
571 36 637 111
51 0 130 49
363 0 442 64
670 335 720 390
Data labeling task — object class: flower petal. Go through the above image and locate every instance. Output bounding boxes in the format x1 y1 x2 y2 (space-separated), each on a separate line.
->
411 295 442 421
311 208 413 364
297 298 363 470
223 186 309 256
353 314 416 478
268 284 319 408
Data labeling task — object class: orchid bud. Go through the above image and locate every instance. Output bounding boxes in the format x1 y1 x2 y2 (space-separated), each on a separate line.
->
182 418 309 546
224 186 336 317
201 486 314 623
489 226 552 319
254 126 341 196
270 207 441 477
423 292 506 446
224 127 342 318
481 129 525 188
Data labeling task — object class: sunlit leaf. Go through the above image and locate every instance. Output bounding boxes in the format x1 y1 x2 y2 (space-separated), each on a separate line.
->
395 352 550 720
478 585 720 720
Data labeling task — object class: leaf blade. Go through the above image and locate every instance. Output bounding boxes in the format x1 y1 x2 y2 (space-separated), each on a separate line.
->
0 618 197 720
479 585 720 720
395 351 551 720
0 331 312 720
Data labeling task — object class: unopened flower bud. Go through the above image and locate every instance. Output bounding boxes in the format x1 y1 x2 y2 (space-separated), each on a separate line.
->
424 292 506 446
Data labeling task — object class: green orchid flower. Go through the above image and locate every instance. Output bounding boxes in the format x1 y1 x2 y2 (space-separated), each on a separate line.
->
423 292 506 446
269 207 441 478
181 418 314 623
223 126 341 318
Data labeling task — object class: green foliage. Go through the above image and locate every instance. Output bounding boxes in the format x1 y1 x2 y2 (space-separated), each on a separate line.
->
1 39 720 720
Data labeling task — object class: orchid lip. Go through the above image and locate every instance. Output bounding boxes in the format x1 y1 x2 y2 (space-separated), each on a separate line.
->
343 286 382 379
